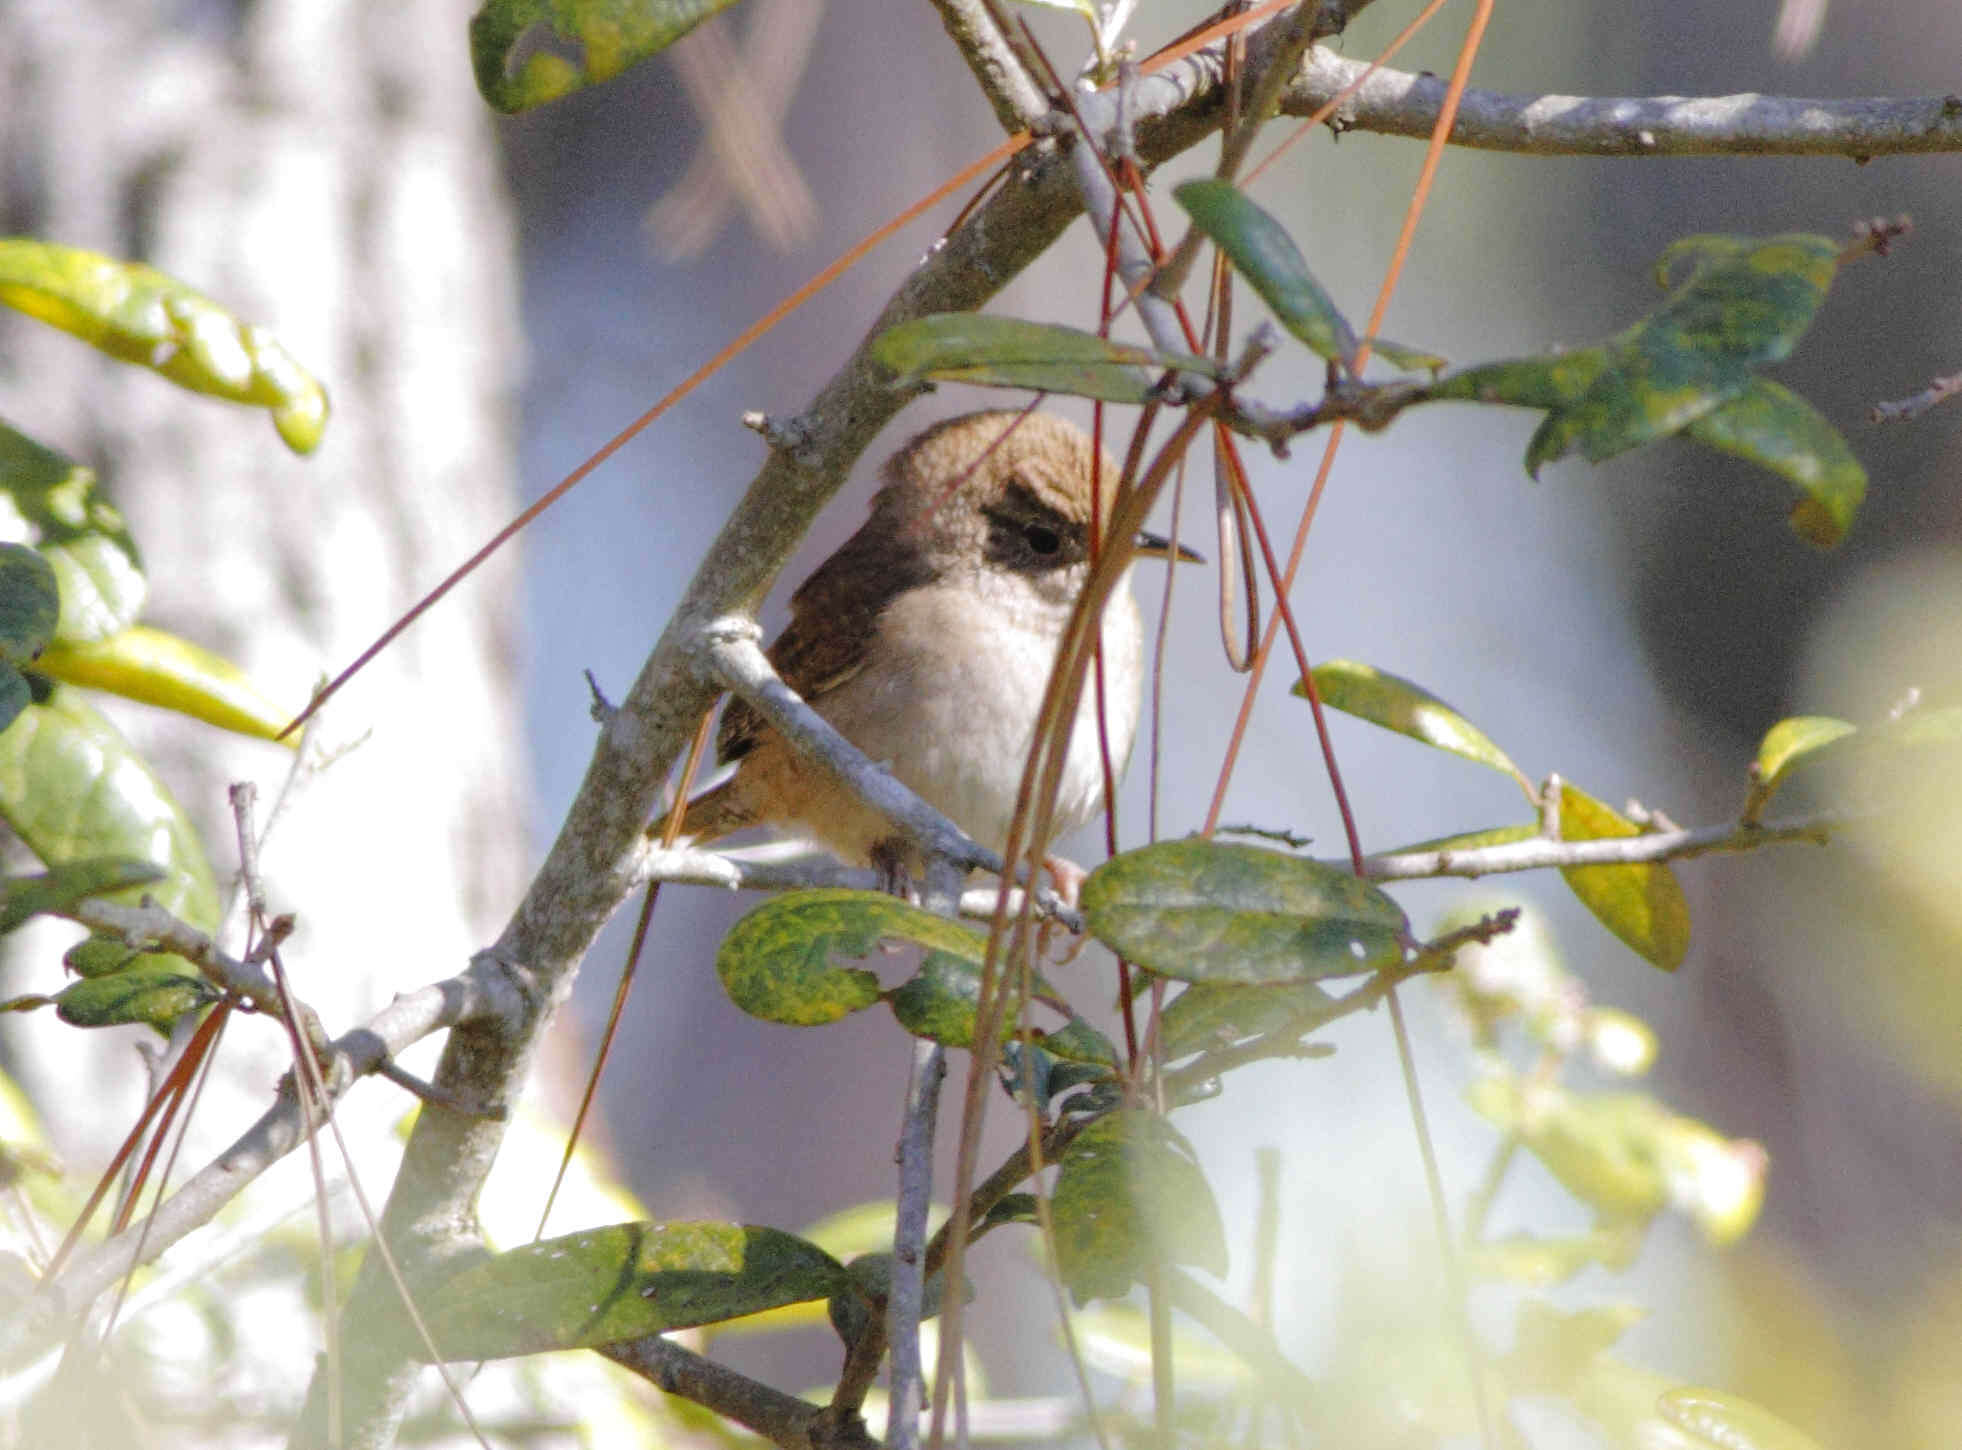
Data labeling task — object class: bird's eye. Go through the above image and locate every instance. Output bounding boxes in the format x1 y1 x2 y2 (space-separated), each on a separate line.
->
1023 522 1062 556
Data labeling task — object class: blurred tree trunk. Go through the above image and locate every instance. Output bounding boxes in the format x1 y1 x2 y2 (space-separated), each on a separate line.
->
0 0 527 1436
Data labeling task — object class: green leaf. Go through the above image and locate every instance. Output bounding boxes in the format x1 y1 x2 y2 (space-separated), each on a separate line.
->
0 668 28 736
1533 233 1841 470
1303 659 1523 778
1081 840 1407 984
1685 378 1865 547
65 935 143 978
54 964 221 1029
1752 714 1857 797
1034 1016 1120 1069
1655 1386 1826 1450
1469 1079 1667 1222
717 889 987 1027
887 951 1015 1049
1383 822 1537 857
873 314 1219 404
0 685 218 1004
1173 179 1359 364
470 0 739 112
0 243 328 453
1429 347 1611 411
1364 336 1448 375
0 858 163 935
1051 1111 1227 1305
1157 979 1337 1060
1555 785 1690 970
35 625 291 743
417 1221 849 1361
0 543 58 668
0 423 144 645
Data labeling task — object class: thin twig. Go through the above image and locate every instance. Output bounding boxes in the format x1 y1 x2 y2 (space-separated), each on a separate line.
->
886 1040 946 1450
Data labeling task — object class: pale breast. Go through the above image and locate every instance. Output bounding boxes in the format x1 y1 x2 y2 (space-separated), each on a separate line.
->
817 568 1145 856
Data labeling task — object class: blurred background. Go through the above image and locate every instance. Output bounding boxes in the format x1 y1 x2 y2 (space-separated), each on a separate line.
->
3 0 1961 1444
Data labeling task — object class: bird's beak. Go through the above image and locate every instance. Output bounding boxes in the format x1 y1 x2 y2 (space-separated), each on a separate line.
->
1135 529 1206 565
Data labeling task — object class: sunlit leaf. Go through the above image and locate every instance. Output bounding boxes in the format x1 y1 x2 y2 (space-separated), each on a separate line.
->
1557 784 1691 970
1468 1229 1643 1288
469 0 739 112
1082 839 1407 984
1303 658 1523 778
716 889 986 1026
1051 1111 1227 1305
1174 179 1359 364
1469 1079 1667 1222
35 625 291 743
1656 1387 1826 1450
0 858 162 935
0 424 145 646
0 242 327 453
1752 714 1856 798
1685 379 1865 546
1503 1300 1644 1396
54 964 221 1029
0 684 218 1004
416 1221 849 1360
873 314 1218 404
1364 336 1448 375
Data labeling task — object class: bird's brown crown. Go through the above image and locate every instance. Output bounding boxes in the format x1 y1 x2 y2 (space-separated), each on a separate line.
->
875 411 1120 556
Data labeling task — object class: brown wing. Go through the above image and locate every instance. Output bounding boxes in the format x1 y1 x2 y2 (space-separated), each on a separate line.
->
716 501 935 763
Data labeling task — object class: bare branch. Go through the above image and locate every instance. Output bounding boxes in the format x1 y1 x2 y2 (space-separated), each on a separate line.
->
1871 369 1962 424
1283 47 1962 157
14 963 515 1358
697 624 1001 873
599 1334 875 1450
1356 813 1834 881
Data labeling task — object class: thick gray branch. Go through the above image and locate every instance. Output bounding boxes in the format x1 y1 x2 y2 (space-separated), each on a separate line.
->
1285 48 1962 157
928 0 1049 133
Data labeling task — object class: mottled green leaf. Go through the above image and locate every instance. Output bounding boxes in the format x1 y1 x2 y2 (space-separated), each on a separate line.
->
1686 379 1865 546
417 1221 848 1361
1540 234 1840 470
1157 979 1336 1060
1656 1387 1825 1450
0 243 327 453
54 964 220 1029
35 625 291 742
0 685 218 1002
717 889 986 1027
0 858 162 935
873 314 1218 403
1303 659 1522 778
1035 1016 1119 1069
1052 1111 1226 1305
1174 179 1359 364
64 935 142 978
0 544 58 669
1430 347 1610 411
470 0 738 112
1556 784 1690 970
1082 839 1407 984
0 424 144 645
887 951 1015 1049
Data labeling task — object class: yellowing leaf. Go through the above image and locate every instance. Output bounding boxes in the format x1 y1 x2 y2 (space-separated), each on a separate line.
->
1304 659 1523 780
470 0 741 112
1557 785 1691 970
35 625 291 743
0 242 328 453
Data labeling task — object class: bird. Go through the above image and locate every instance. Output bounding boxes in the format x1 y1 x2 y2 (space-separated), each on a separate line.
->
661 409 1192 882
